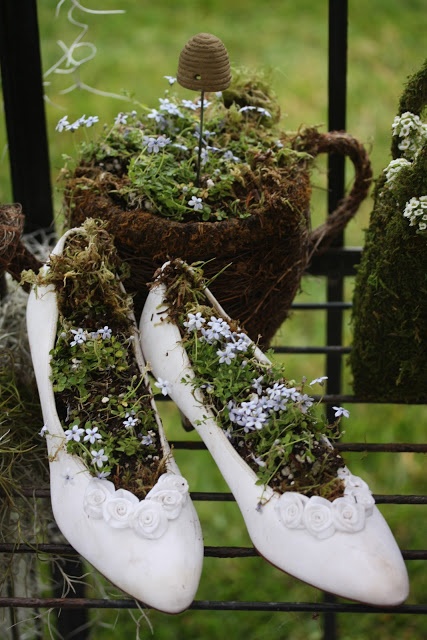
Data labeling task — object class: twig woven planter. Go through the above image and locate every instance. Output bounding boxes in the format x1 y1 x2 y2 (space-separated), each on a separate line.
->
0 204 42 290
66 127 371 346
350 60 427 402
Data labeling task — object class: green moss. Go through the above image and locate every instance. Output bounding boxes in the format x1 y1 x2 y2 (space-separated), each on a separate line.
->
350 139 427 402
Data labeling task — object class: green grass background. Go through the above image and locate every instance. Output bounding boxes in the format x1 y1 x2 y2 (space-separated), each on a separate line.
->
1 1 427 638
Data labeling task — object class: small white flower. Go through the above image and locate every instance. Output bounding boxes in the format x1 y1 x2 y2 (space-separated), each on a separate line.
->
39 425 48 437
96 470 111 479
283 387 301 403
66 119 81 132
144 135 171 153
70 328 87 347
251 454 266 467
55 116 70 132
217 344 237 365
123 413 139 429
232 332 251 352
251 376 264 394
164 75 176 85
85 115 99 127
147 108 165 124
115 112 128 125
383 158 411 186
181 99 198 110
332 406 350 418
155 378 172 396
183 311 206 331
101 396 110 404
64 424 85 442
91 448 109 468
188 196 203 211
391 111 427 160
223 427 233 440
244 406 268 431
83 426 102 445
201 316 231 342
299 393 314 414
159 98 182 117
310 376 328 386
403 195 427 232
222 149 240 163
97 326 112 340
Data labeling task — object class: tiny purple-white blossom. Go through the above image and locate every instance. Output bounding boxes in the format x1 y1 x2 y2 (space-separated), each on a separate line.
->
333 406 350 418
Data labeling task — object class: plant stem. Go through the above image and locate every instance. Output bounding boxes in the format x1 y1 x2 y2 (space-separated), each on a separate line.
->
196 90 205 186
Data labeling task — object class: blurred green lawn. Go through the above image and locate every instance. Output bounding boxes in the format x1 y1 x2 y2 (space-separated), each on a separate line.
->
1 1 426 638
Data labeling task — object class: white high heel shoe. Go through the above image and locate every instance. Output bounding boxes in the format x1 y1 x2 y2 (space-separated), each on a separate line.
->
26 230 203 614
140 262 409 606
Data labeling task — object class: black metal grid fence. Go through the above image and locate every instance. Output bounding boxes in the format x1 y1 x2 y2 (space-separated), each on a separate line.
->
0 1 426 639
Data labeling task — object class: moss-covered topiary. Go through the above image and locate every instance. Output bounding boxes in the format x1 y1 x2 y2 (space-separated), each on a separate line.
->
350 61 427 403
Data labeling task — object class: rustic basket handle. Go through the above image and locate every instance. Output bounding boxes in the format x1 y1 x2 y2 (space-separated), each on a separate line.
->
293 129 373 258
0 203 43 290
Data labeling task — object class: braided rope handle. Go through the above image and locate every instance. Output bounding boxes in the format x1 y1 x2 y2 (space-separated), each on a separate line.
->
293 129 373 257
0 203 43 289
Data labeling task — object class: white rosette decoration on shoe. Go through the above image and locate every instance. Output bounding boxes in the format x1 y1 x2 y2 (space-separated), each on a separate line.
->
27 230 203 614
140 264 409 606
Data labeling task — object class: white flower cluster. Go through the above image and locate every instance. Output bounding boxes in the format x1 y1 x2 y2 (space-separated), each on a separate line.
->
403 195 427 232
143 135 171 154
184 313 251 363
63 423 108 469
383 158 411 187
83 472 189 539
183 313 350 436
56 114 99 132
227 383 315 434
239 105 272 118
69 325 112 347
274 468 374 539
391 111 427 160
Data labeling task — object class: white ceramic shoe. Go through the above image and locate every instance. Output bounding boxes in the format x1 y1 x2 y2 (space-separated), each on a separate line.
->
140 266 409 606
26 231 203 614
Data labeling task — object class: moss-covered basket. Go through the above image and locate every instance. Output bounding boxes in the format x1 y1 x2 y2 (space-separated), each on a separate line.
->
350 60 427 402
65 78 371 346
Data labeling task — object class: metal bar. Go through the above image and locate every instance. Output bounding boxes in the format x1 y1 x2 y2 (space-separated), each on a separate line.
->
1 544 425 560
0 0 53 232
325 2 349 638
171 440 427 453
0 597 425 614
5 489 427 504
274 345 351 354
291 302 352 310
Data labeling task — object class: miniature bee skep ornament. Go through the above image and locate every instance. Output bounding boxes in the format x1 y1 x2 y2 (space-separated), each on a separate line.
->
350 59 427 402
64 34 372 346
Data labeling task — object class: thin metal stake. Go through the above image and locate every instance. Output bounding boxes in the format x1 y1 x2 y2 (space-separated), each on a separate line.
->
196 90 205 186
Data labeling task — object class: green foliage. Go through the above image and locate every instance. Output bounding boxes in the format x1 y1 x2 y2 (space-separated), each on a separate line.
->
2 3 427 637
163 261 345 500
351 63 427 402
30 220 164 497
63 76 309 223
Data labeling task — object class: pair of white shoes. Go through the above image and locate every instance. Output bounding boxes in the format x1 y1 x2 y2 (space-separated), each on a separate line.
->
27 229 409 613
